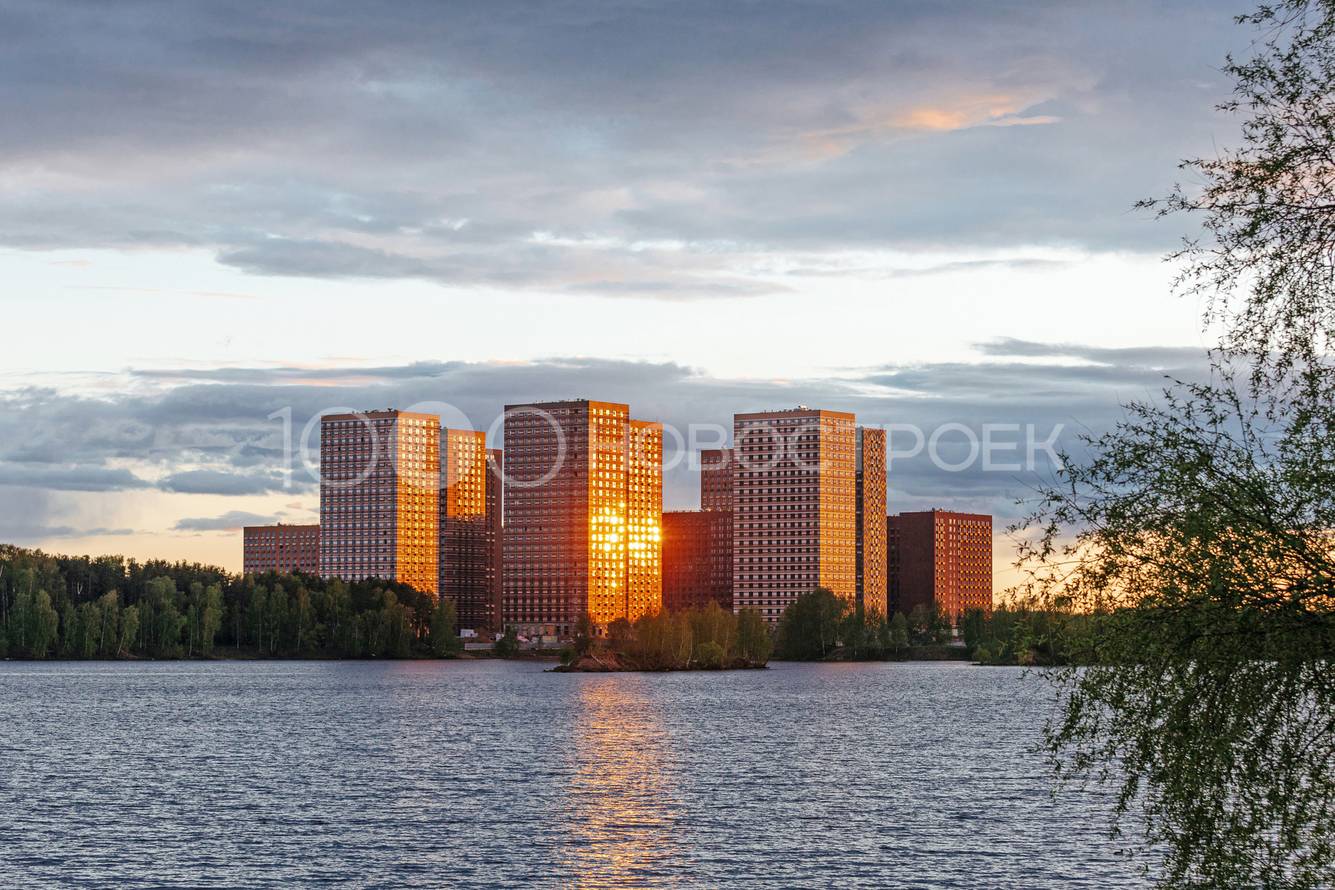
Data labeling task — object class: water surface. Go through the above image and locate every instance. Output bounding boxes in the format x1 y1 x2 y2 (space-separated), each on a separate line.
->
0 660 1146 888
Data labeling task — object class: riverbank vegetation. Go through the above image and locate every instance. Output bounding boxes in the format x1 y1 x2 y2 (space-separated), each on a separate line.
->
770 587 1078 665
0 544 464 659
555 602 771 671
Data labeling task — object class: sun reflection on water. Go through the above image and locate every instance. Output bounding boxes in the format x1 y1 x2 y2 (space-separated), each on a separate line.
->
557 677 684 887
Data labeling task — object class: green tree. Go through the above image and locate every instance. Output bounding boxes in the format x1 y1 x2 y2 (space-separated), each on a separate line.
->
27 590 58 658
430 596 462 657
200 584 223 656
93 591 120 657
888 612 910 658
142 577 185 657
493 625 520 658
776 588 847 660
118 604 139 656
572 612 597 656
735 609 772 667
960 608 987 654
1020 4 1335 885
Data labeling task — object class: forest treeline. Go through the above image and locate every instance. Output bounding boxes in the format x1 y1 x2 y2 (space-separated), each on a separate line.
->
0 544 464 659
773 587 1086 665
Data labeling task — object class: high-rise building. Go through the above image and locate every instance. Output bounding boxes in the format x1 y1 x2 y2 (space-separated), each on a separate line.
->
243 524 319 575
502 399 662 636
700 447 734 512
698 446 734 610
888 510 993 623
662 509 732 612
486 447 504 631
856 427 888 615
439 428 499 630
732 407 857 622
319 410 440 595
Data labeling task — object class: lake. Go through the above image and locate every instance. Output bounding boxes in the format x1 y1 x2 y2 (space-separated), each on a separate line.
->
0 660 1148 888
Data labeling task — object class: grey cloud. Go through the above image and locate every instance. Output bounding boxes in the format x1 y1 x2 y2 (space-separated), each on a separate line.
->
173 511 281 532
976 337 1210 369
0 1 1247 292
0 486 137 541
0 463 152 492
0 346 1215 528
158 469 302 496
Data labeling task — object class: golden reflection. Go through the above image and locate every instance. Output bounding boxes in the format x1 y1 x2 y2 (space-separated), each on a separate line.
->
559 678 681 886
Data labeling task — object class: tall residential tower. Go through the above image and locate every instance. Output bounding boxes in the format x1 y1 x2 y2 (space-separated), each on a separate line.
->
502 399 662 635
732 407 856 622
319 410 440 594
439 428 503 630
855 427 888 615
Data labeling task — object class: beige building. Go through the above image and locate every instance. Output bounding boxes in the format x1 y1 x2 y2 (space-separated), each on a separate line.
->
502 399 662 635
319 409 440 595
732 407 857 622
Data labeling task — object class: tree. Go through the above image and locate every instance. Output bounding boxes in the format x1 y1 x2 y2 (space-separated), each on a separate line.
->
27 590 58 658
1020 4 1335 885
888 613 910 659
735 609 772 667
430 596 462 657
775 588 847 660
200 584 223 657
1141 0 1335 385
494 625 520 658
118 605 139 656
572 612 597 657
960 608 986 654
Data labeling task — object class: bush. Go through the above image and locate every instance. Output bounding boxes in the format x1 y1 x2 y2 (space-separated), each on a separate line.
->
693 641 725 669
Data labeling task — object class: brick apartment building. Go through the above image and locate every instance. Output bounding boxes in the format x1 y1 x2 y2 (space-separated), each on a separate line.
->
319 409 440 595
732 407 857 622
502 399 662 635
888 510 993 622
242 523 319 575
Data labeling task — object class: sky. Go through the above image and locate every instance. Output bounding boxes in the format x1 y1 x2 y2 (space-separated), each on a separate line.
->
0 0 1251 585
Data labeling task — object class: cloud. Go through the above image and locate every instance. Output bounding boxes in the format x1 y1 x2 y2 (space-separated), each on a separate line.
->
0 344 1215 532
0 463 152 492
173 511 281 532
158 469 301 496
0 0 1246 294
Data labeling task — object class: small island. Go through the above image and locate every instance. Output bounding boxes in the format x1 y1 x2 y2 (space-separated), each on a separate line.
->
551 604 772 672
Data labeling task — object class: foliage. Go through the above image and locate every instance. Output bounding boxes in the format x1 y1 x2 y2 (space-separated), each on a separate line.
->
572 612 597 656
775 587 847 659
1142 0 1335 383
592 602 770 670
1019 5 1335 884
493 625 520 658
430 596 463 657
0 545 446 659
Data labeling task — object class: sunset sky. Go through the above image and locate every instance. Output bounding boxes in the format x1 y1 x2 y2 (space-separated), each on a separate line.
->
1 1 1245 582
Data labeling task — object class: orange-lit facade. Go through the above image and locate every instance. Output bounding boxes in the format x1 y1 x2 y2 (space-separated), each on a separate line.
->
439 428 500 629
856 427 888 615
243 524 319 575
502 399 662 635
888 510 993 622
662 509 732 612
733 407 857 622
319 410 439 595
